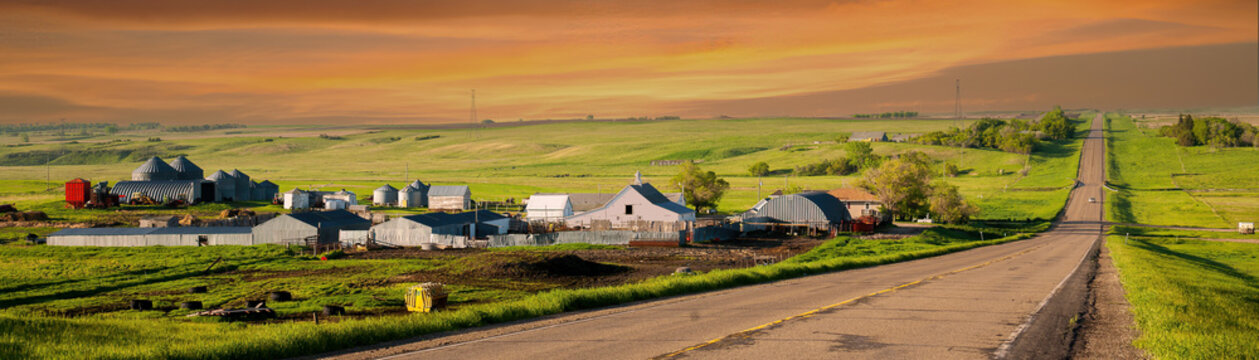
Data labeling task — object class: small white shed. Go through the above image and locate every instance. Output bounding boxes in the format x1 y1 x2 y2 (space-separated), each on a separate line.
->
525 194 573 221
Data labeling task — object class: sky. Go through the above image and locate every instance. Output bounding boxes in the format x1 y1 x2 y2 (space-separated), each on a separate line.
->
0 0 1255 124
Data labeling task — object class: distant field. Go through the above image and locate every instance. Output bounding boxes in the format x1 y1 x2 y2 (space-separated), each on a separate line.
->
1104 113 1256 228
1107 236 1259 359
0 116 1088 221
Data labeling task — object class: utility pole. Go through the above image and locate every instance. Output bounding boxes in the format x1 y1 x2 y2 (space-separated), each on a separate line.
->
469 89 477 139
757 176 763 199
955 79 964 169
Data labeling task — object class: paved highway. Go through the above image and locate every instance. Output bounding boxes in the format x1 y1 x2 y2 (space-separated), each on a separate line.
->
334 114 1107 360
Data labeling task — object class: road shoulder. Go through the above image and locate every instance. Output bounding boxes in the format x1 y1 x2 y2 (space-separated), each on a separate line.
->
1072 241 1146 359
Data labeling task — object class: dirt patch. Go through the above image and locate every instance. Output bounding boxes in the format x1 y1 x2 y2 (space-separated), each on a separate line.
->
231 266 359 282
463 253 629 278
1072 244 1147 359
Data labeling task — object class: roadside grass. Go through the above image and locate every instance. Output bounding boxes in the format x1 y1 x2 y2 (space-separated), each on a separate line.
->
1109 225 1259 240
1106 236 1259 359
1104 113 1254 228
0 226 1036 359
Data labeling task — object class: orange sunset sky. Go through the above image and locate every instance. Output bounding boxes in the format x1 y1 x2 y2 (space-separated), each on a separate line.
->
0 0 1255 124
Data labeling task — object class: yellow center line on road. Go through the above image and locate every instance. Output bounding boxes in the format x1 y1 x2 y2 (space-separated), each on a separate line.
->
653 242 1052 359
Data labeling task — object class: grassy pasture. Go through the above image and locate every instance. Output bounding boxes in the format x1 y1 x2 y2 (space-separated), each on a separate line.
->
1 116 1087 221
1107 236 1259 359
1104 113 1257 228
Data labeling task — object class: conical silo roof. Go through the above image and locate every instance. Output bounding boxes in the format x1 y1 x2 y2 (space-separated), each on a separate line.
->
132 156 177 181
169 156 204 180
207 170 234 181
375 184 397 192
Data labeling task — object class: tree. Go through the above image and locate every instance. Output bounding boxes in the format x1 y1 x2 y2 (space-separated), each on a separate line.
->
928 181 976 223
105 125 118 134
481 119 495 124
845 141 881 170
673 162 729 213
586 115 594 121
748 161 770 177
858 156 932 220
21 133 29 143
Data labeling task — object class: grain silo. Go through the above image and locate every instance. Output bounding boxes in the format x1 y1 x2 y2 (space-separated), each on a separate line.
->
230 169 251 201
373 184 398 206
398 185 424 208
255 180 280 202
131 156 177 181
206 170 236 202
169 156 204 180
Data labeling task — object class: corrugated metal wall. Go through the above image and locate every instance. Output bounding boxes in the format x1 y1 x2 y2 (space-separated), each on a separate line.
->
487 231 682 247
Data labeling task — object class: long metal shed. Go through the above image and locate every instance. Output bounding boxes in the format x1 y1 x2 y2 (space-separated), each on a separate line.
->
47 227 252 247
110 180 207 204
740 192 851 231
252 210 370 245
428 185 471 210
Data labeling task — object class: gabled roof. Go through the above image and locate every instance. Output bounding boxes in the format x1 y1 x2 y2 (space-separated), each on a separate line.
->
285 210 369 228
566 193 615 212
581 183 694 216
257 180 279 189
429 185 470 197
827 188 880 202
526 194 571 211
230 169 249 179
394 210 505 228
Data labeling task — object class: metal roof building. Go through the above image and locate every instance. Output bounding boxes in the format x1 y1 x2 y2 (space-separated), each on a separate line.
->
131 156 178 181
525 194 573 221
740 191 851 230
373 184 398 206
398 180 430 208
254 180 280 202
252 209 370 245
566 177 696 228
428 185 471 210
230 169 251 201
110 180 209 204
169 156 204 180
206 170 236 202
48 227 253 247
372 210 508 247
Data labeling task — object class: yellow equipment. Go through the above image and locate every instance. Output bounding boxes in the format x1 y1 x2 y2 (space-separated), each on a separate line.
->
405 283 448 312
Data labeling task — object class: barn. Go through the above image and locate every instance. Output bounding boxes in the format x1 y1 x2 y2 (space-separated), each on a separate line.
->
428 185 471 210
566 173 695 229
252 210 370 245
47 227 253 247
740 192 851 232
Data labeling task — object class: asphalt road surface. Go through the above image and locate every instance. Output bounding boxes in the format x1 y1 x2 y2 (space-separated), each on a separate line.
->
336 114 1107 360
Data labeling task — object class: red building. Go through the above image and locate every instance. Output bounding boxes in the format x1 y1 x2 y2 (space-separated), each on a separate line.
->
65 178 91 209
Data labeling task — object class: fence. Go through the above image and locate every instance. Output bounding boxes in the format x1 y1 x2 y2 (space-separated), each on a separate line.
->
488 230 682 248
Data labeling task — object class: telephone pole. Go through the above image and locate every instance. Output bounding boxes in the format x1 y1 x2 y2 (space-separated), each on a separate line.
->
955 79 964 168
470 89 477 138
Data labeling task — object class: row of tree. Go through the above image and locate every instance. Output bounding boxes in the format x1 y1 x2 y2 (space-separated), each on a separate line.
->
1159 114 1259 148
165 124 247 132
852 111 919 119
910 107 1077 154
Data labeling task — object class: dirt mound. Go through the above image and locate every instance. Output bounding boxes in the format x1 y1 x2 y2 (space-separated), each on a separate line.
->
0 211 48 222
466 253 628 278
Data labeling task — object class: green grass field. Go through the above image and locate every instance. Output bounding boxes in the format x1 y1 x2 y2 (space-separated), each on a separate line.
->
1107 236 1259 359
0 227 1033 359
1 115 1090 222
1104 113 1257 228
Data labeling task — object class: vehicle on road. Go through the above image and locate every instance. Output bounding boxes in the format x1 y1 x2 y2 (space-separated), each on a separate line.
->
1089 197 1097 203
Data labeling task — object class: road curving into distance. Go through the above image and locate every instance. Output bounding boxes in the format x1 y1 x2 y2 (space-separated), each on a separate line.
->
327 114 1107 360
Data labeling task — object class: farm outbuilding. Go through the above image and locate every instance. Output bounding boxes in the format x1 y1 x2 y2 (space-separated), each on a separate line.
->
131 156 178 181
740 192 851 232
110 180 210 204
373 184 398 206
65 178 91 209
206 170 236 202
525 194 573 221
283 188 310 210
372 210 508 247
566 174 695 229
849 132 888 142
47 227 253 247
230 169 251 201
828 188 886 220
169 156 204 180
428 185 471 210
252 209 370 245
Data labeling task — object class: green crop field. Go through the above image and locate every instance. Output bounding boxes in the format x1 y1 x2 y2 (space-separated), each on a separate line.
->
1104 113 1258 228
1107 235 1259 359
1 115 1089 223
0 227 1034 359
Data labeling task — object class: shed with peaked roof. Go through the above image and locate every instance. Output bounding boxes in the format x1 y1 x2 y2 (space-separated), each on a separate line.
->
566 181 695 228
525 194 573 221
371 210 507 247
428 185 471 210
849 131 887 142
252 209 370 244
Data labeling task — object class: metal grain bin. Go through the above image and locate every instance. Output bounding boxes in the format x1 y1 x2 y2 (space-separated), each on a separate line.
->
373 184 398 206
230 169 251 201
206 170 236 202
169 156 204 180
131 156 177 181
